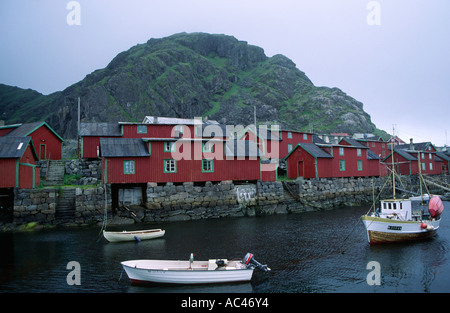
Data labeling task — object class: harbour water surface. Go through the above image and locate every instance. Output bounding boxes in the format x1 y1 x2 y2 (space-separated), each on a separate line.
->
1 202 449 293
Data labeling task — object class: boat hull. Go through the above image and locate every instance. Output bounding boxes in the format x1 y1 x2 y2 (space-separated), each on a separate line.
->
103 229 165 243
121 260 254 284
361 215 440 244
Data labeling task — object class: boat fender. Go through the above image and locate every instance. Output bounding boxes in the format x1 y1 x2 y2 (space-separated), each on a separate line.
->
420 223 428 229
134 236 141 242
427 225 434 231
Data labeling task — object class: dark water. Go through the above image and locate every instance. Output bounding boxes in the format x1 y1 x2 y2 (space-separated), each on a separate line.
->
1 202 449 293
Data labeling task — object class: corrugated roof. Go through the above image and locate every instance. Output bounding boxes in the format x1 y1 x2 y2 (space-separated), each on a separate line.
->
0 136 32 158
80 123 122 137
100 138 150 157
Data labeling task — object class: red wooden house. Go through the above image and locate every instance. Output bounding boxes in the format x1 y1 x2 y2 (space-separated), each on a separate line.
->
384 141 443 175
436 151 450 174
0 122 63 160
80 123 122 158
356 136 389 160
100 137 263 184
284 138 382 179
0 137 40 188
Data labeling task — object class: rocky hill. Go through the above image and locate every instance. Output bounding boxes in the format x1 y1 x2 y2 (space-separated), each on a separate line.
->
0 32 385 139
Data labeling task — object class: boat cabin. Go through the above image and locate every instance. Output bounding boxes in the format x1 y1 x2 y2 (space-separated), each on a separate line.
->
378 199 414 221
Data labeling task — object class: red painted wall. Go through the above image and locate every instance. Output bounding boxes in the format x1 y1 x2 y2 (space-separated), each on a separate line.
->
102 141 262 184
30 124 62 160
0 144 39 188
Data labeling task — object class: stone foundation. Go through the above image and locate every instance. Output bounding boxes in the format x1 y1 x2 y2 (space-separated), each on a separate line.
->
8 175 450 227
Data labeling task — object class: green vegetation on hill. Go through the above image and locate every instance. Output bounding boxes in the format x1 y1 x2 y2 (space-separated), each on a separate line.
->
0 32 387 139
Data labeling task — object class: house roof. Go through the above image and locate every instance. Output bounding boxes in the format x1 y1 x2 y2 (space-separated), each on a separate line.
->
0 136 36 159
436 152 450 162
367 150 381 160
225 140 262 157
383 149 417 162
395 142 436 152
284 143 333 160
339 137 368 148
80 123 122 137
4 122 64 142
100 138 150 157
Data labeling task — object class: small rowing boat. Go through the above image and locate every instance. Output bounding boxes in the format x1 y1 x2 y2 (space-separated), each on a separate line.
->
121 253 270 284
103 229 165 243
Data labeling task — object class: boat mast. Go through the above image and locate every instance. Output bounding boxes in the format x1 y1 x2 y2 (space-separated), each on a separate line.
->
417 151 424 204
391 142 396 199
391 125 396 200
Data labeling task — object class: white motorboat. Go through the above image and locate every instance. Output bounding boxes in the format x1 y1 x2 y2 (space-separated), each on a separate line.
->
103 229 165 243
361 144 444 244
361 197 442 244
121 253 270 284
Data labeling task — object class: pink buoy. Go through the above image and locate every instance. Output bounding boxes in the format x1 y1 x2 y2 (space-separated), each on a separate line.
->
428 196 444 218
420 222 428 229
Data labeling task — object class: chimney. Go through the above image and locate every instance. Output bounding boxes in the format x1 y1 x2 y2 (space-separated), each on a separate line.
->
410 138 414 150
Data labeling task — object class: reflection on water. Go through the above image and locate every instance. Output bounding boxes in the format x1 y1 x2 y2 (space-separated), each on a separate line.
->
0 202 449 293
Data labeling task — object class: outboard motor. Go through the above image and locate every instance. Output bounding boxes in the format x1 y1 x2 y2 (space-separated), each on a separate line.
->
243 253 271 272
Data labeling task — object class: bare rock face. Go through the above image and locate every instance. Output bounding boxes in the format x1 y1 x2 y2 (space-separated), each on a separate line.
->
1 32 379 139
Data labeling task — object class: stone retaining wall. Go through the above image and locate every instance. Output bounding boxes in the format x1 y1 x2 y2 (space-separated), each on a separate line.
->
9 175 450 227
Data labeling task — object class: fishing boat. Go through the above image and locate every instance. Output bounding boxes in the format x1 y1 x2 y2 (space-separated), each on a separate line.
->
103 229 165 243
121 253 270 284
361 144 444 244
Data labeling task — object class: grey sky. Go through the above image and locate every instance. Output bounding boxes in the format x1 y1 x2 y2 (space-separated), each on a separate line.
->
1 0 449 145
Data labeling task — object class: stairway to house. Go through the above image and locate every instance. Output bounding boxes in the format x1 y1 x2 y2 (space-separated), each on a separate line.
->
56 188 76 222
46 160 65 185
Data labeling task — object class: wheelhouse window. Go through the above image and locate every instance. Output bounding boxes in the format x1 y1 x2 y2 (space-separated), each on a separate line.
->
124 160 135 174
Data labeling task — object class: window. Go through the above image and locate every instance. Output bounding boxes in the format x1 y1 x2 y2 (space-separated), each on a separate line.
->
422 163 426 171
288 144 293 152
303 133 308 140
339 147 344 156
164 159 176 173
202 159 214 172
339 160 346 171
421 153 425 159
124 160 135 174
202 142 213 152
430 163 433 171
287 132 292 139
164 141 175 152
357 160 363 171
137 125 147 134
429 153 432 159
357 149 362 156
